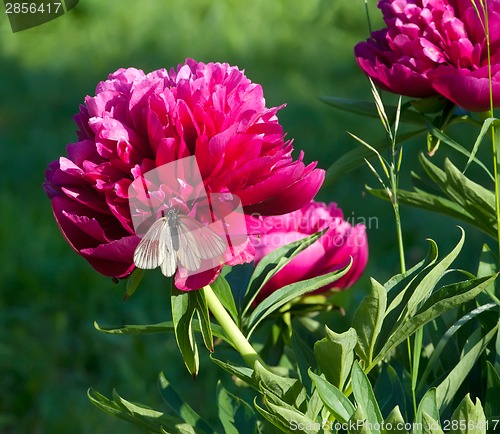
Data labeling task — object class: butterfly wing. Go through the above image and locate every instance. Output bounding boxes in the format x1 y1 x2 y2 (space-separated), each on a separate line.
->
160 222 178 277
133 217 167 270
175 218 202 271
177 216 227 272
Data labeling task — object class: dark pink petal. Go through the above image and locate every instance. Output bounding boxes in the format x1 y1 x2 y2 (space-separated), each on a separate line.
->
244 165 325 215
174 266 220 291
430 64 500 111
80 236 138 277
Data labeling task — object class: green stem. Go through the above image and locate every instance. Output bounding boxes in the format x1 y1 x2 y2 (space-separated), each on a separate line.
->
483 2 500 264
391 170 406 274
492 124 500 263
203 285 265 368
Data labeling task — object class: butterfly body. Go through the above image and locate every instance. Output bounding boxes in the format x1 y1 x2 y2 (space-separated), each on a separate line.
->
134 209 226 277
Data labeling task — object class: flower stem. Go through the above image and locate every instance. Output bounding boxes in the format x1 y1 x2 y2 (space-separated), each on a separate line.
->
483 1 500 263
203 285 265 368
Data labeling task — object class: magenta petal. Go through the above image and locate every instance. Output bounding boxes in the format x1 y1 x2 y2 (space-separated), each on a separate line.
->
355 45 436 97
80 236 138 277
429 65 500 111
245 167 325 215
174 266 220 291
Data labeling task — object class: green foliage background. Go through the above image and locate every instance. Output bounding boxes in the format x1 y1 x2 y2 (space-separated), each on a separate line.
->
0 1 492 432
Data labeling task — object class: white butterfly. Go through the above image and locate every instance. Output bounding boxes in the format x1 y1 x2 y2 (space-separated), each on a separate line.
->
133 209 227 277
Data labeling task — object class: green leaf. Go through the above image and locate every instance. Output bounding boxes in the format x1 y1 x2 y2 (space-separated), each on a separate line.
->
125 268 144 299
253 361 306 410
309 370 355 424
380 228 464 349
314 326 356 390
191 290 213 352
351 362 384 434
378 239 439 350
322 129 425 188
242 230 327 315
374 365 406 420
485 361 500 420
171 286 199 376
290 330 317 393
420 156 497 237
211 274 239 323
367 187 485 236
422 412 445 434
217 382 257 434
210 355 258 390
94 320 231 344
245 260 351 337
464 117 497 176
425 124 493 180
319 96 387 119
352 278 387 366
449 394 486 434
88 388 203 434
348 405 373 434
158 373 214 434
319 96 426 125
254 394 318 434
436 323 499 411
477 244 500 306
375 275 497 365
415 389 439 434
418 303 497 389
383 406 407 433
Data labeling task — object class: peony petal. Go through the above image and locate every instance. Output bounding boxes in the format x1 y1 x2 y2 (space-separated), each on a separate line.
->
430 65 500 111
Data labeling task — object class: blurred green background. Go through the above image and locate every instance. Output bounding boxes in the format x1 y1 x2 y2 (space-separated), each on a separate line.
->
0 1 492 432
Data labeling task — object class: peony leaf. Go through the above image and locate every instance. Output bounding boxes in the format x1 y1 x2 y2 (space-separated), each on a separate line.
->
448 394 486 434
375 274 497 366
216 382 257 434
373 365 406 420
309 370 355 424
254 395 321 434
211 273 239 322
93 320 232 344
383 406 407 433
367 186 493 237
171 285 199 376
191 290 214 352
322 129 425 188
464 117 497 176
254 392 317 434
485 361 500 420
209 355 258 390
422 411 445 434
242 229 327 316
313 326 357 391
319 96 427 125
351 361 384 434
158 373 214 434
477 244 500 306
253 361 307 410
347 399 373 434
290 329 317 394
415 389 439 434
244 259 351 338
352 278 386 366
425 124 493 180
418 302 497 390
87 388 204 434
436 323 499 411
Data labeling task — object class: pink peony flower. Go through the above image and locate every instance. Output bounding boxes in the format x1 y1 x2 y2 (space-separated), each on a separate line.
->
354 0 500 111
44 59 324 290
250 201 368 303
